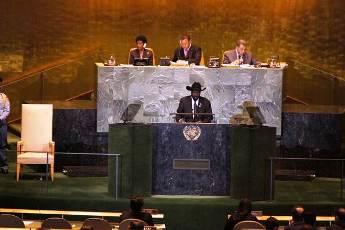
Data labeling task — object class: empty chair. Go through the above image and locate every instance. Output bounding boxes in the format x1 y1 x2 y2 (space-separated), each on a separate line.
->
82 218 112 230
119 218 147 230
233 220 265 230
41 217 72 229
16 104 55 181
0 214 25 228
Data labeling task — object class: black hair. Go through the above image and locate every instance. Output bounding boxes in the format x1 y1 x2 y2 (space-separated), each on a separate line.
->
303 211 316 226
265 216 279 230
135 35 147 44
129 221 144 230
130 196 144 213
233 198 252 220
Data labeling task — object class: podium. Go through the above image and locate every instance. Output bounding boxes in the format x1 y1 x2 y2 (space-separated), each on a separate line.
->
108 123 276 200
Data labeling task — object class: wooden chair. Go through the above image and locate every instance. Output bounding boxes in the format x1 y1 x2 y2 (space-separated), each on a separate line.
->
233 220 265 230
0 214 25 228
16 104 55 181
119 218 147 230
128 48 156 65
41 217 72 229
82 217 112 230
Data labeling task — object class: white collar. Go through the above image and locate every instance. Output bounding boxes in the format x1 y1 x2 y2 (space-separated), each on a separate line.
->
236 49 245 59
191 97 199 105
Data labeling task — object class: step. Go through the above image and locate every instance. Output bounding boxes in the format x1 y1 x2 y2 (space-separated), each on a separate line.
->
8 122 21 137
7 132 20 150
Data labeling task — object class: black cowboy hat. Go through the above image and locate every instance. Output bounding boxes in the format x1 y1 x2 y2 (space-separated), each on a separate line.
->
186 82 206 92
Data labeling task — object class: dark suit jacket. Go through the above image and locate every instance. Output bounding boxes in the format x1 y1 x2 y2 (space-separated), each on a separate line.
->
119 210 154 226
129 48 154 65
284 221 308 230
176 96 213 123
223 49 258 65
224 213 258 230
172 44 202 65
327 221 345 230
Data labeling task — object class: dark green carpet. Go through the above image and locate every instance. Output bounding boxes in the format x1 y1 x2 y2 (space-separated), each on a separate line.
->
1 154 344 230
0 171 344 230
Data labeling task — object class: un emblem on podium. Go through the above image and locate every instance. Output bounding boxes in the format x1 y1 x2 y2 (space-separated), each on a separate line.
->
183 125 201 141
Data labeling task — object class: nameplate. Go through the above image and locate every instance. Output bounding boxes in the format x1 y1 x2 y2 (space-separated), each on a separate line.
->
173 159 210 170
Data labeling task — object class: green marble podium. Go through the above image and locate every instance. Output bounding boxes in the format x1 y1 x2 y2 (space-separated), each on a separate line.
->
108 123 153 197
230 125 276 200
108 123 276 200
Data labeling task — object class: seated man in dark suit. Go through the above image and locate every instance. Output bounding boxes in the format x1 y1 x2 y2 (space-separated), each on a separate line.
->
176 82 212 123
119 196 154 226
223 39 258 65
328 207 345 230
172 34 202 65
224 198 258 230
303 211 318 230
129 35 154 65
285 205 305 230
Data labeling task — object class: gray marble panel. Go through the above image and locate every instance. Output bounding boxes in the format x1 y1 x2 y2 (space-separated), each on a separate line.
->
97 64 284 134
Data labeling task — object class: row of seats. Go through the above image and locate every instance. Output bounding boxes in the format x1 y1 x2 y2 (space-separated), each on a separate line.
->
0 214 157 230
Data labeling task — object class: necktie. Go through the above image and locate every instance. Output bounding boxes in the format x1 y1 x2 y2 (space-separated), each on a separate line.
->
193 100 198 119
184 49 188 57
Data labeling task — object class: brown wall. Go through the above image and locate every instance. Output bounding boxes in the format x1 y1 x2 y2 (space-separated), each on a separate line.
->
1 0 345 119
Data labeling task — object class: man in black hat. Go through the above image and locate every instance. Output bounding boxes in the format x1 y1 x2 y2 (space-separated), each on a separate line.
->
176 82 213 123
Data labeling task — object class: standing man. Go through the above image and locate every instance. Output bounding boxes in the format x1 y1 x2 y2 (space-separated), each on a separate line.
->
172 34 202 65
176 82 213 123
0 78 10 174
223 39 258 65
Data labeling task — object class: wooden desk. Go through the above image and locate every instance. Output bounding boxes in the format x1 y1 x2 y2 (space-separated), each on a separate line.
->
24 220 166 229
257 215 335 222
228 214 335 222
0 208 164 219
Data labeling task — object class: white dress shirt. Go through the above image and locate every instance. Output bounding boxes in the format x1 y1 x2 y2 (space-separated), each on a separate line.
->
0 93 10 121
191 97 199 119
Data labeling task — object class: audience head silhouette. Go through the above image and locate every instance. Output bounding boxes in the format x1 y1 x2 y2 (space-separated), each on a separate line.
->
236 198 252 219
265 216 279 230
130 196 145 213
129 221 144 230
303 211 316 227
292 205 305 222
335 207 345 221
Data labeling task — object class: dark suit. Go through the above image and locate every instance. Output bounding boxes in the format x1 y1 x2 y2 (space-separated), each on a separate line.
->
327 221 345 230
172 44 202 65
119 210 154 226
176 96 213 123
129 48 154 65
224 213 258 230
284 221 307 230
223 49 258 65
